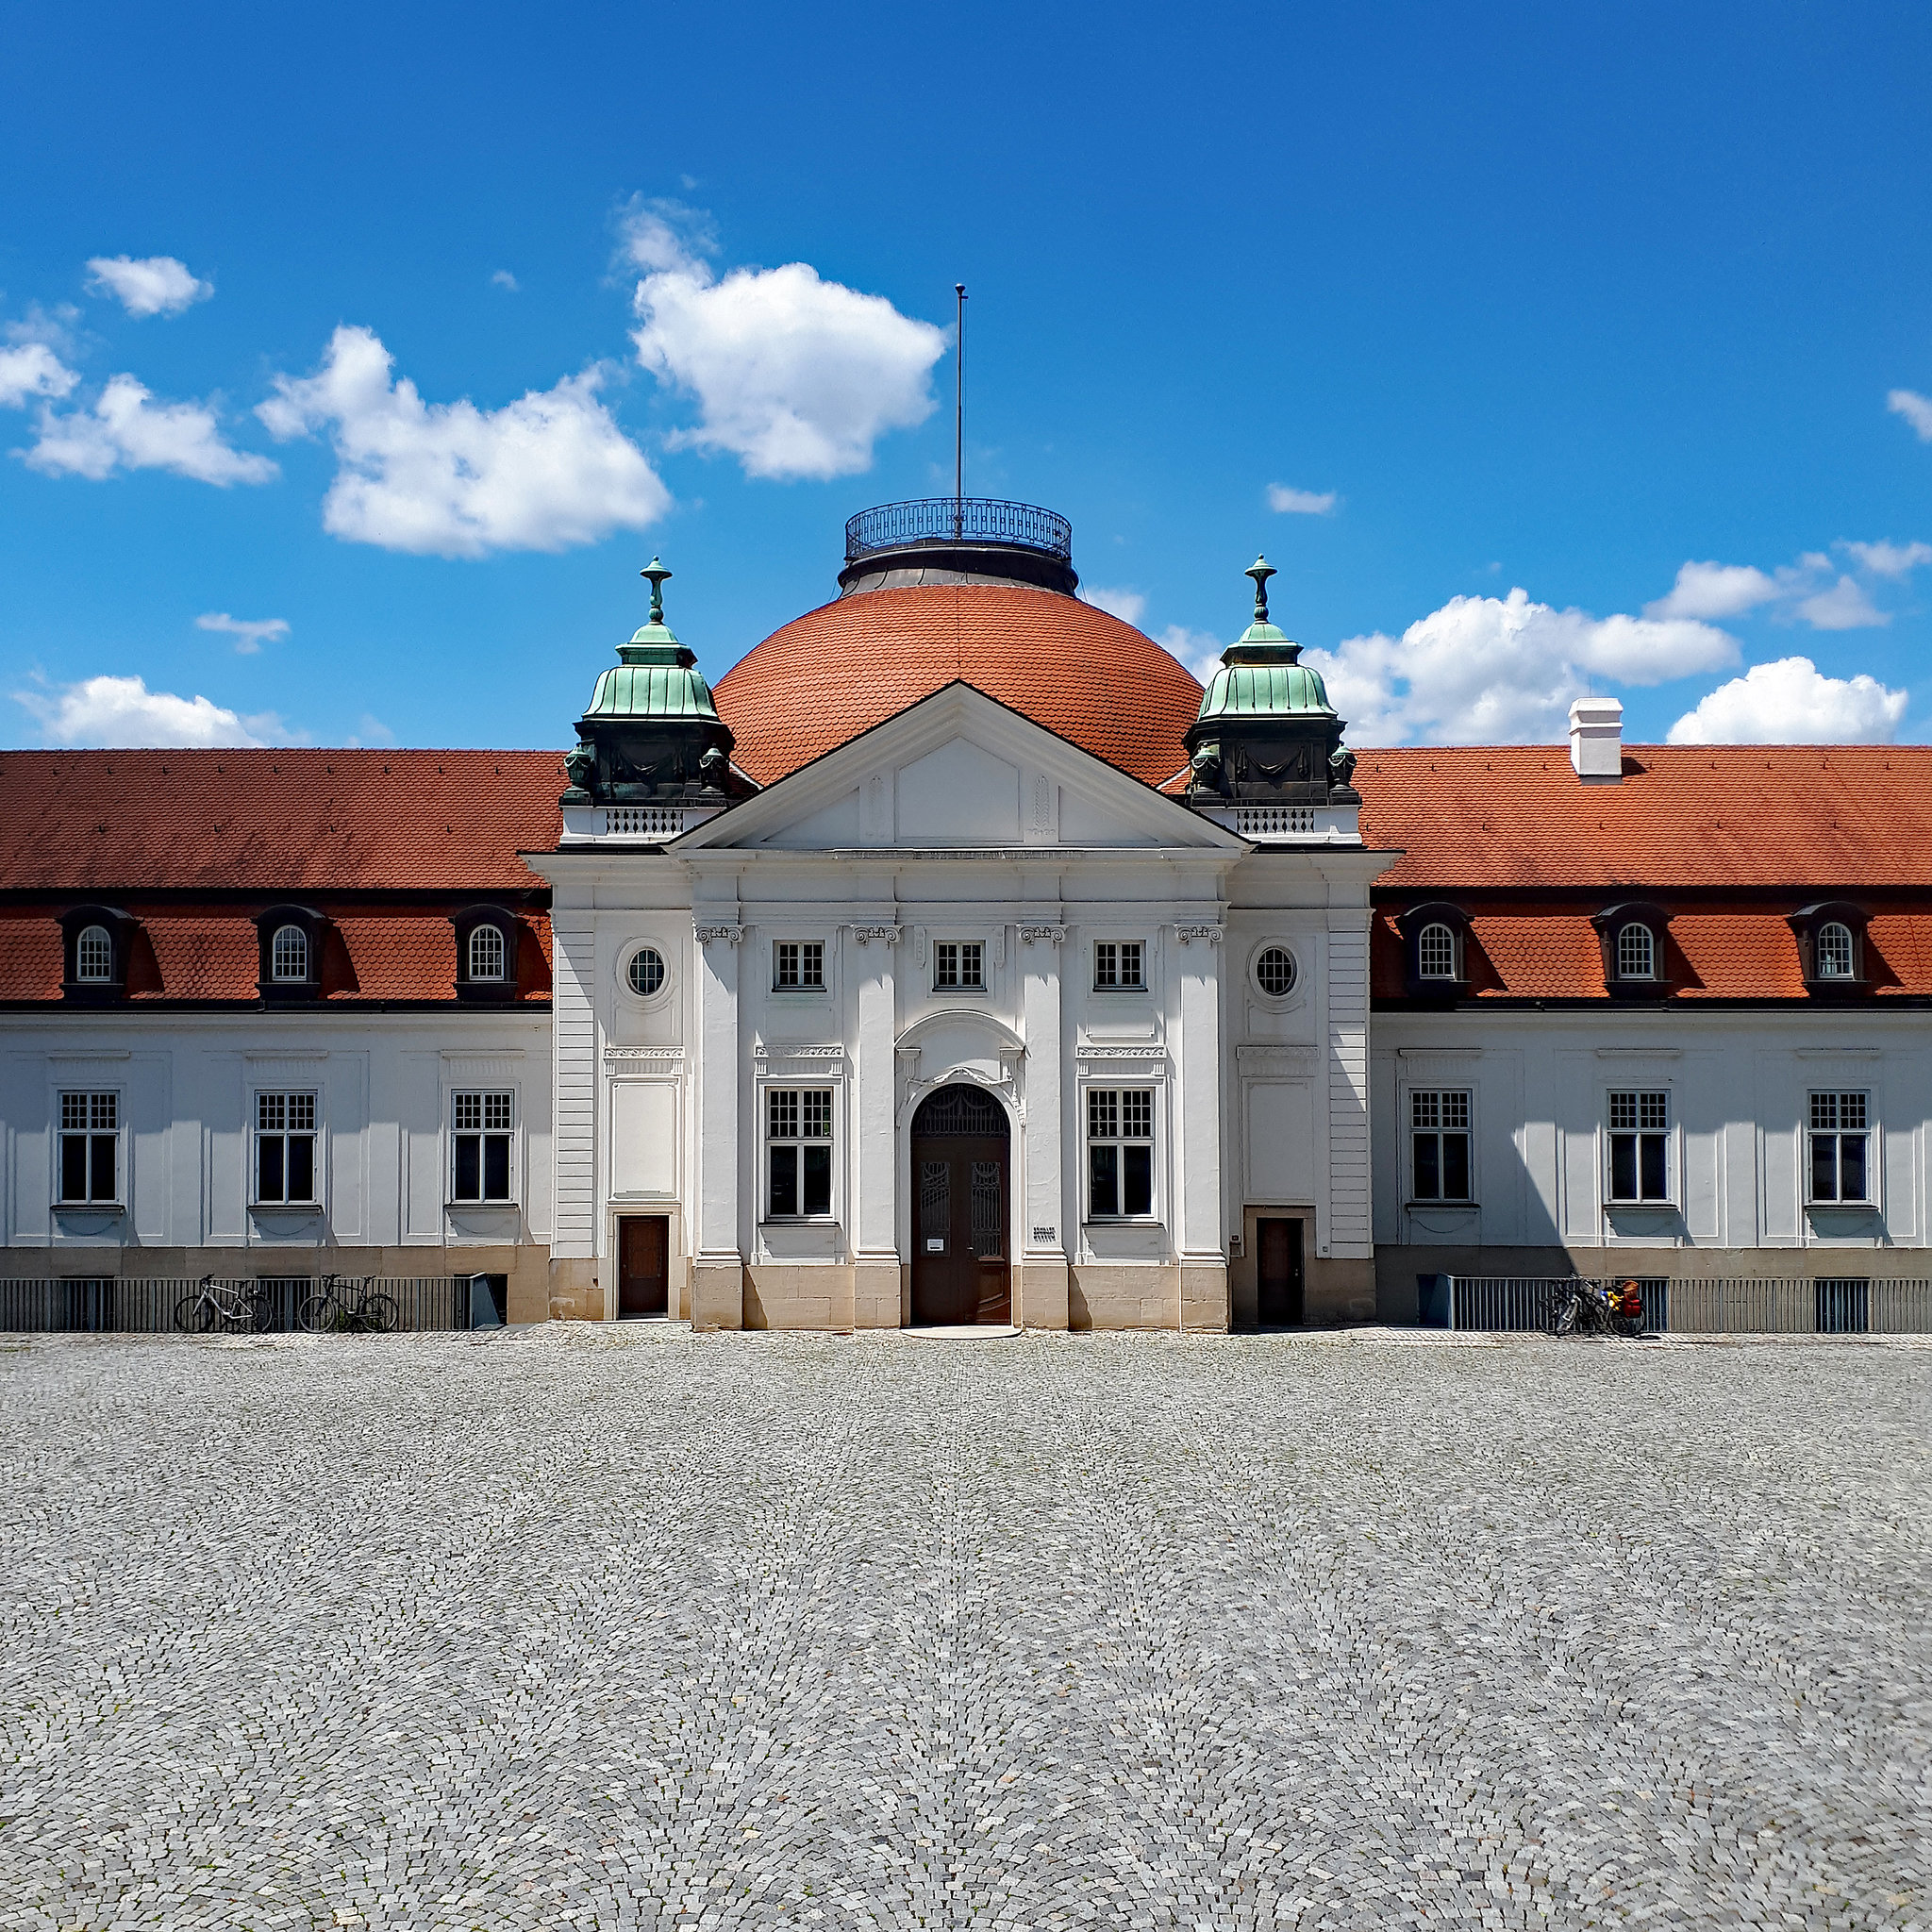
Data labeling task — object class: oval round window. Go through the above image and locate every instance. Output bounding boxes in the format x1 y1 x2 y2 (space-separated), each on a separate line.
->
627 947 666 997
1255 945 1298 997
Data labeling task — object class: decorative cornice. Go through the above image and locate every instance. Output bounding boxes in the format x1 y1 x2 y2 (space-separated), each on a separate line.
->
1076 1045 1171 1063
693 923 744 945
1174 924 1224 944
604 1045 686 1063
850 924 903 945
1018 924 1067 944
754 1042 846 1061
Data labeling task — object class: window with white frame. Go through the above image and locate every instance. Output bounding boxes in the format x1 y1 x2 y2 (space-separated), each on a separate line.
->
1088 1088 1154 1218
256 1091 318 1204
1607 1090 1670 1202
1815 922 1855 979
767 1088 832 1218
627 946 665 997
1254 945 1297 997
1410 1090 1472 1201
1808 1091 1870 1203
1616 924 1657 980
467 924 506 981
1417 923 1457 979
774 940 824 990
271 924 309 982
75 925 113 982
452 1091 514 1202
57 1091 118 1204
1093 941 1144 990
933 941 984 991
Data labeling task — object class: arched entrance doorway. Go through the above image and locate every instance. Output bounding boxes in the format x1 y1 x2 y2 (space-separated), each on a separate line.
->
909 1084 1011 1326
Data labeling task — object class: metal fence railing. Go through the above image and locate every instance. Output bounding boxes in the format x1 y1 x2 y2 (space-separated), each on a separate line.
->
0 1275 477 1336
1434 1274 1932 1336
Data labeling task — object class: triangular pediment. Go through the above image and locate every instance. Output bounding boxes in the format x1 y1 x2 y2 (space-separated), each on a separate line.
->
674 682 1239 855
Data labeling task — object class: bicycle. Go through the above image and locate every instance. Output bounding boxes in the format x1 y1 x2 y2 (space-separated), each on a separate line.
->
174 1274 272 1335
1545 1278 1645 1340
296 1274 398 1336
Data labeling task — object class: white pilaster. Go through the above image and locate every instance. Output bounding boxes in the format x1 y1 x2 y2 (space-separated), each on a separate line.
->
551 919 596 1258
851 922 901 1325
1324 917 1373 1257
692 921 744 1325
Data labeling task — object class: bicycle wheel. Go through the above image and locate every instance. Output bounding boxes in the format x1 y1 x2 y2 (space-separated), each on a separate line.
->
296 1294 339 1335
175 1294 216 1335
358 1294 399 1335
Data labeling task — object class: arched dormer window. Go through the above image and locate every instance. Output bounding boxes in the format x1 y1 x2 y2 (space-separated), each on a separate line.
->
254 905 327 1001
1787 903 1870 997
1592 902 1671 1000
452 904 520 1005
272 925 308 982
1394 903 1471 997
59 906 137 1004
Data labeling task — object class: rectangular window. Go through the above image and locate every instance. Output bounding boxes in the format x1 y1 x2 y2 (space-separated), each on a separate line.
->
1807 1091 1870 1203
1607 1090 1670 1203
933 941 984 991
773 940 824 991
1093 941 1144 990
1410 1090 1472 1201
1088 1087 1154 1219
768 1087 833 1218
256 1091 318 1204
57 1091 118 1204
452 1090 514 1202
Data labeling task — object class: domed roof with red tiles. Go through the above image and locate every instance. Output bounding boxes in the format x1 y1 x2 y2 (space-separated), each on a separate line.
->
713 584 1204 789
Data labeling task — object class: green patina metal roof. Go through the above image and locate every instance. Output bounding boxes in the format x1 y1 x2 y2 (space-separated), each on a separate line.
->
1191 554 1336 724
580 556 724 724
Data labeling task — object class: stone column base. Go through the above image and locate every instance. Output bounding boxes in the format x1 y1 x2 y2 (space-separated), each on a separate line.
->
1180 1260 1231 1334
691 1257 745 1331
1014 1258 1070 1330
854 1257 903 1329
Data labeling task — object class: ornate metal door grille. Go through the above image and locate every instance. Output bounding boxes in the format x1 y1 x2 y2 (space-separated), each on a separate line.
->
970 1161 1004 1258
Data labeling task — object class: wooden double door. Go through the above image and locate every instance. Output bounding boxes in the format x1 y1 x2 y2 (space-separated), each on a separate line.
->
909 1085 1011 1326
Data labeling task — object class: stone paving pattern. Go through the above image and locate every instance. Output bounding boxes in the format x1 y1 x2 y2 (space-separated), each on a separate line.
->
1 1327 1926 1930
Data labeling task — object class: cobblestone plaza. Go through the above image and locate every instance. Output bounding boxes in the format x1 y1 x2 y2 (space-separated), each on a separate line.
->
2 1328 1925 1931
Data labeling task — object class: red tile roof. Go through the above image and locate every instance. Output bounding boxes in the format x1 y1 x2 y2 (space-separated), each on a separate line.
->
1357 744 1932 891
0 749 565 892
714 584 1205 790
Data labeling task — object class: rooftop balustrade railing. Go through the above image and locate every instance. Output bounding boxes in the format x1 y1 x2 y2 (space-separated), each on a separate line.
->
844 497 1073 565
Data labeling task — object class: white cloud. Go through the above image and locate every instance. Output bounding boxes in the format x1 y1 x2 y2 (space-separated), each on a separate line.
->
1841 539 1932 579
258 324 668 558
1304 588 1738 745
25 375 276 485
13 673 295 747
1794 575 1888 631
1158 625 1225 686
1083 586 1146 625
1266 484 1338 515
196 611 290 655
631 247 946 481
1667 657 1908 744
0 341 78 408
1645 559 1781 620
491 270 519 291
346 712 396 747
1888 388 1932 441
85 255 212 318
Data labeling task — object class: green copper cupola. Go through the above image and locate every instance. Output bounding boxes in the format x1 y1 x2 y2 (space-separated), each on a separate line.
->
1184 558 1359 807
561 558 743 807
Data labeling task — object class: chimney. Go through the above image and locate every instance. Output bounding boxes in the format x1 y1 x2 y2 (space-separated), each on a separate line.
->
1569 696 1623 782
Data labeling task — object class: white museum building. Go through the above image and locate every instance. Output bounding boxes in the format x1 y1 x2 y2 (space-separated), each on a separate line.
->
3 499 1929 1328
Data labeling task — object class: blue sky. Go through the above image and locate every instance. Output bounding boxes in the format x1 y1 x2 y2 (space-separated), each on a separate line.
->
3 0 1929 752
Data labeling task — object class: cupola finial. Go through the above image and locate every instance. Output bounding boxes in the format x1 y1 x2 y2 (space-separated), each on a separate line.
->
641 556 673 627
1245 555 1275 625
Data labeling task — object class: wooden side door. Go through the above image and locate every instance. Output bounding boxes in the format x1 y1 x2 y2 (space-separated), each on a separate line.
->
1256 1216 1305 1328
618 1214 669 1318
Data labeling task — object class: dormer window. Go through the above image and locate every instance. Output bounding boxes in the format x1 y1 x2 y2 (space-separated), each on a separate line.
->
272 925 308 982
60 906 136 1003
1787 902 1870 997
1592 902 1671 1000
451 904 520 1005
468 924 506 982
1616 923 1656 981
1395 904 1470 997
1417 924 1457 980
